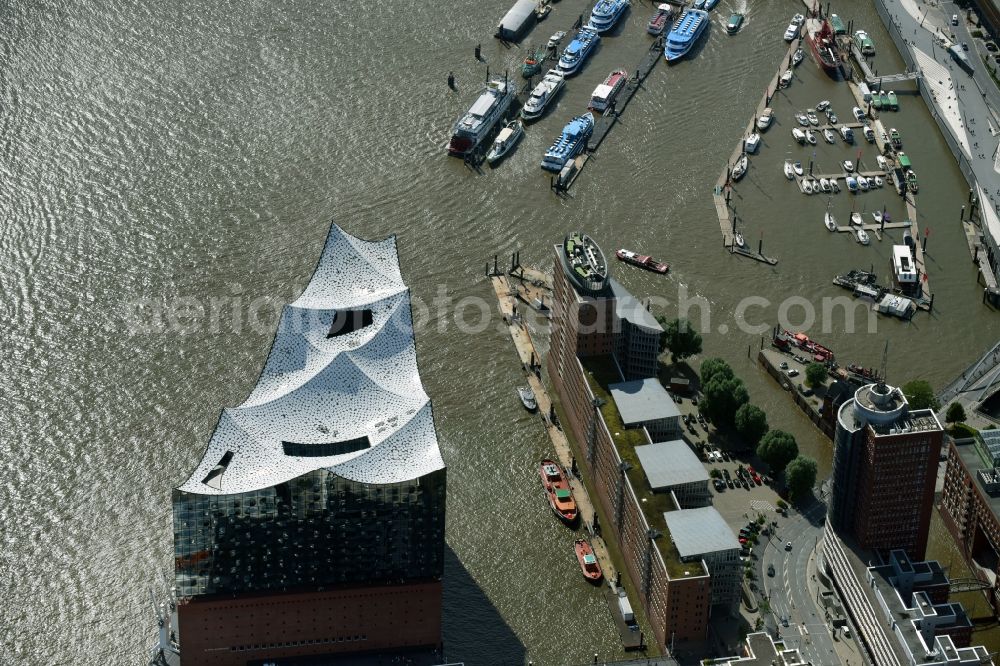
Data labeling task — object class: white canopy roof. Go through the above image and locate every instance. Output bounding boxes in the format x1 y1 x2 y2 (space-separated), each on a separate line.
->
178 224 445 495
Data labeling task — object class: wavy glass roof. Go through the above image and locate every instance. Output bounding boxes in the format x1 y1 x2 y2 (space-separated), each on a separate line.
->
178 224 445 495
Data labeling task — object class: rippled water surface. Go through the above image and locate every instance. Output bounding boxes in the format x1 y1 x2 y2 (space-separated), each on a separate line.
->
1 0 997 663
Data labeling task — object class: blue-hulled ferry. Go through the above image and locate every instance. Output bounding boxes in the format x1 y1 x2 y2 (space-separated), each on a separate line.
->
557 28 600 76
664 9 708 62
541 113 594 172
587 0 629 33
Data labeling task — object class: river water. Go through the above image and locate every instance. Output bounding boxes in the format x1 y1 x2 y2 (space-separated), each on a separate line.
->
1 0 997 663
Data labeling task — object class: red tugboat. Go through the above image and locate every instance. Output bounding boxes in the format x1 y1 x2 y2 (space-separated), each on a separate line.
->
539 459 579 524
615 248 669 273
806 18 841 76
771 328 835 363
574 539 604 583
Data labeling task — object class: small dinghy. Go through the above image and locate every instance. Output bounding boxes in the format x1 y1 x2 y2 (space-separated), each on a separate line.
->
735 230 746 248
793 161 804 176
872 210 883 223
842 160 855 172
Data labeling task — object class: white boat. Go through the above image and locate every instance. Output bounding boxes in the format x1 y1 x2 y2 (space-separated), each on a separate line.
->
792 127 806 144
779 69 793 88
792 48 804 66
816 100 830 111
852 106 866 122
757 108 774 131
783 160 795 179
784 22 800 41
858 176 870 191
876 155 889 170
839 125 854 143
872 210 883 223
806 109 819 125
796 113 810 127
805 129 817 145
850 212 863 226
547 30 567 49
825 211 838 231
803 179 814 194
846 176 859 191
731 152 749 180
745 133 761 153
863 125 876 143
842 160 854 172
831 180 841 193
735 231 746 248
828 112 839 124
874 176 884 188
791 13 805 25
487 120 524 164
793 161 804 176
820 178 832 192
855 228 871 245
823 128 836 144
521 69 565 120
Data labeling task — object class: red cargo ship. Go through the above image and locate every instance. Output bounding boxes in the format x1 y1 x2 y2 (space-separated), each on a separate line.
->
615 248 669 273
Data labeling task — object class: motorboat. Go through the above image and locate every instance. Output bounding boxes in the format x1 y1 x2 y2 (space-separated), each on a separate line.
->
588 0 630 34
574 539 604 583
487 120 524 164
879 90 891 109
872 210 883 223
874 176 884 188
825 211 838 231
796 113 810 127
852 106 866 122
839 125 854 143
792 48 804 66
536 0 552 20
793 161 804 176
731 152 749 180
665 9 709 62
616 249 669 273
906 170 918 193
805 129 817 145
850 212 863 226
783 160 795 179
647 4 674 35
828 111 838 124
726 12 745 35
540 459 578 524
806 109 819 125
745 132 761 153
518 385 538 411
820 178 832 193
863 126 875 143
846 176 859 192
449 79 518 157
854 30 875 56
588 69 628 113
558 28 600 76
521 69 565 120
783 22 800 42
541 112 594 171
823 128 837 144
547 30 567 49
803 179 815 194
876 154 889 170
779 69 793 88
791 13 805 26
890 128 902 149
887 90 898 110
522 50 544 78
704 0 719 9
693 0 706 8
831 180 841 193
792 127 806 144
831 14 846 34
816 100 830 111
858 176 870 191
842 160 854 172
872 91 883 111
757 107 774 131
855 228 871 245
734 231 745 248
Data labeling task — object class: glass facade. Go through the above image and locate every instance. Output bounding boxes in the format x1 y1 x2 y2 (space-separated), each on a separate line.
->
173 467 446 598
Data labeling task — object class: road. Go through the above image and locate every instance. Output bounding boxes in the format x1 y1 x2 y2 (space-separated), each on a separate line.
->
756 497 841 665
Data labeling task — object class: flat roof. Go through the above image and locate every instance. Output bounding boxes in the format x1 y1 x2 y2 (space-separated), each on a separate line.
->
608 278 663 334
635 440 709 490
609 377 679 425
664 506 740 558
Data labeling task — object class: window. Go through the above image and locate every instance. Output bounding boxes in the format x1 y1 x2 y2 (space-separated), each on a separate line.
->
327 309 374 337
282 437 370 457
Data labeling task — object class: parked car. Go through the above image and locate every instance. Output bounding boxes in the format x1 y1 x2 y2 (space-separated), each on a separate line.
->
952 13 959 25
785 541 793 551
779 361 789 369
726 478 734 488
962 42 969 51
786 368 800 377
767 564 775 576
987 41 999 52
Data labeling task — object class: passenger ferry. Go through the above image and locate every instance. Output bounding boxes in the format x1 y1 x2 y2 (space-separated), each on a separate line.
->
558 27 600 76
588 69 628 113
448 79 517 157
588 0 630 33
541 113 594 172
665 9 709 62
521 69 565 121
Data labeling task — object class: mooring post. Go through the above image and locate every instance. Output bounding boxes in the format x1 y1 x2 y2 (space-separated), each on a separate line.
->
475 43 481 60
494 254 498 275
758 237 763 255
961 204 966 221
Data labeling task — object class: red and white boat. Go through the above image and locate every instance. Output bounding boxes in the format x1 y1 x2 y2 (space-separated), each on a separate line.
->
806 18 841 76
647 3 674 35
588 69 628 113
575 539 604 583
615 248 668 273
539 459 578 524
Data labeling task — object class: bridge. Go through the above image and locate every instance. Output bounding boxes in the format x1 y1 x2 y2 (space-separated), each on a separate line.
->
842 38 921 86
938 339 1000 410
950 577 995 593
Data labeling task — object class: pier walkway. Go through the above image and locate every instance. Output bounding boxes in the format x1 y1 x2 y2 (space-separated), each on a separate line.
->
937 339 1000 425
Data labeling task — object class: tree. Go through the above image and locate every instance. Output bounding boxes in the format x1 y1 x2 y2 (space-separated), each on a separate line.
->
735 404 769 446
902 379 941 411
700 374 749 428
700 357 734 387
946 402 967 425
756 429 799 473
805 362 828 389
785 456 818 501
658 317 703 364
